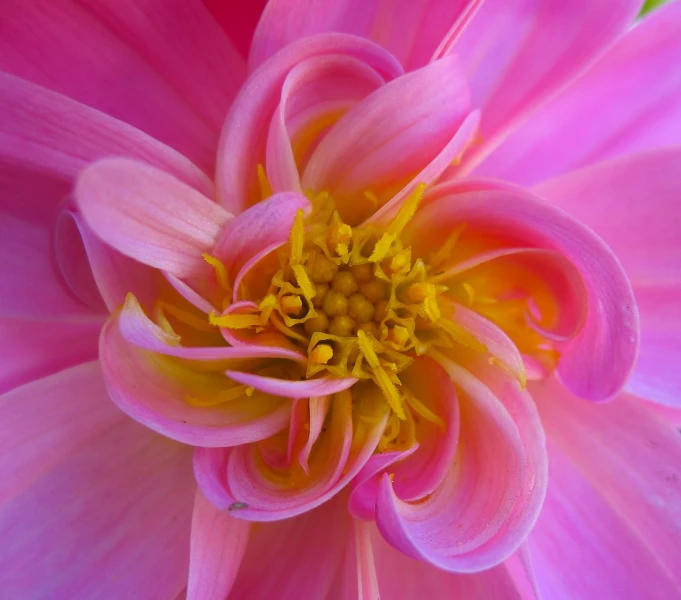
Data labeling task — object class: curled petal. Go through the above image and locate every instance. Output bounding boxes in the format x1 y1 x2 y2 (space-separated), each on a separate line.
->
217 33 403 213
302 55 470 223
225 370 357 399
375 352 547 573
411 181 638 400
195 386 390 521
76 158 231 279
99 313 292 447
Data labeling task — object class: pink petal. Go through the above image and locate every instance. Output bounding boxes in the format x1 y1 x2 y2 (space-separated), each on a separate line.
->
99 313 292 447
0 362 195 598
298 395 332 474
375 354 546 572
203 0 268 59
225 370 358 399
265 53 388 195
194 391 389 521
414 181 638 401
212 192 310 280
0 71 214 228
302 55 470 221
216 33 403 214
76 158 231 279
474 1 681 185
453 0 643 174
350 522 536 600
0 317 101 395
187 489 250 600
0 214 93 319
0 0 245 174
530 378 681 592
250 0 476 72
227 496 351 599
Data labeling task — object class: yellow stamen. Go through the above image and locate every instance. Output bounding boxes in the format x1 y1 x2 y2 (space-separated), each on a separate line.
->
386 183 426 236
208 312 262 329
405 282 437 303
203 253 231 292
280 295 303 316
311 344 334 365
387 325 410 348
357 331 405 420
292 264 316 300
289 209 306 267
158 301 215 333
257 164 273 200
258 294 278 323
404 392 446 430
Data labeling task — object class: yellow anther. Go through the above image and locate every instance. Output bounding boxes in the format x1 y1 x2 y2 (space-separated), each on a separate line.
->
280 294 303 316
423 296 441 322
369 232 396 263
328 215 352 251
208 312 262 329
386 183 426 236
257 164 273 200
390 249 411 274
289 209 306 267
311 344 334 365
292 264 316 300
405 282 437 303
462 282 475 307
387 325 410 348
258 294 278 322
331 271 358 296
203 253 231 292
245 386 255 397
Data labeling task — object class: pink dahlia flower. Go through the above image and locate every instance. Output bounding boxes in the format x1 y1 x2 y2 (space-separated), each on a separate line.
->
1 0 680 597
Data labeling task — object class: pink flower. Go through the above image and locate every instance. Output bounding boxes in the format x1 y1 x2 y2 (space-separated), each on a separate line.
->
1 0 680 598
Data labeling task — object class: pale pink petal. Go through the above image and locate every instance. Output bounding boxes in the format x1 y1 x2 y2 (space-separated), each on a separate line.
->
76 158 231 279
212 192 310 280
529 377 681 595
0 214 93 319
187 489 250 600
99 314 292 447
117 293 306 364
0 71 213 227
216 34 403 214
0 0 245 173
0 362 195 598
413 181 638 400
227 496 351 599
302 56 470 222
194 394 389 520
453 0 643 175
265 54 387 194
342 522 536 600
203 0 268 59
375 354 547 572
0 318 101 395
250 0 475 72
298 395 332 473
225 370 358 399
475 2 681 185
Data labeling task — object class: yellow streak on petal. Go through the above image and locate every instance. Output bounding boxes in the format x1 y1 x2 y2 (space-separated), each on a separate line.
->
208 312 262 329
404 392 446 431
386 182 426 236
257 163 273 200
203 253 231 292
289 209 306 267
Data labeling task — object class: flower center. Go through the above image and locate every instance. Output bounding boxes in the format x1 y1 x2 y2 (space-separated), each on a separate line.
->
208 182 498 422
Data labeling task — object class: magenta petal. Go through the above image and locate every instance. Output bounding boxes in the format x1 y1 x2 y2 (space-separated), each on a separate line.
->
227 497 351 599
216 33 403 214
0 71 214 228
0 318 101 396
0 363 195 598
415 181 638 400
0 214 92 319
453 0 643 173
0 0 244 173
475 1 681 185
529 377 681 597
76 158 231 279
187 489 250 600
99 314 292 447
250 0 476 72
